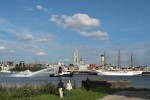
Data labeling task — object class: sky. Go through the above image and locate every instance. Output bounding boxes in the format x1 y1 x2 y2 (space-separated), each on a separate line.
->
0 0 150 66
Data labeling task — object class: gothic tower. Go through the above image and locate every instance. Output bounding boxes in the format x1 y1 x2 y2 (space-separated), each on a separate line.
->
73 46 78 66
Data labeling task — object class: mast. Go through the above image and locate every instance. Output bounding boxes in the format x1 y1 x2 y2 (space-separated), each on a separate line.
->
117 49 121 69
131 52 133 67
100 51 106 70
104 51 106 69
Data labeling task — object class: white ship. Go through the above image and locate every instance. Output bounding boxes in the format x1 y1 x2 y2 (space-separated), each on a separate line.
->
96 70 143 76
96 50 143 76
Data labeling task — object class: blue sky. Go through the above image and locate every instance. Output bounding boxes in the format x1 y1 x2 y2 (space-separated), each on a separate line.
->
0 0 150 66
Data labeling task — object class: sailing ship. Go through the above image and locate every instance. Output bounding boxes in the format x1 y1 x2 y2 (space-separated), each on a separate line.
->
96 70 142 76
96 50 143 76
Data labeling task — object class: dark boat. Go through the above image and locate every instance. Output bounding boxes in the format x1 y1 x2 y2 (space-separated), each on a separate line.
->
49 66 73 77
50 72 73 77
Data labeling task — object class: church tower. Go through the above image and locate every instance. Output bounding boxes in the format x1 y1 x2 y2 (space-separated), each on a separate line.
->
73 46 78 66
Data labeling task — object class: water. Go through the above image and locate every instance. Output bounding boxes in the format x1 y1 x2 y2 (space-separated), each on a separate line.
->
0 73 150 89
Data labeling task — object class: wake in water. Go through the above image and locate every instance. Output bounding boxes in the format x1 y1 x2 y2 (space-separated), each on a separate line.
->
10 67 57 77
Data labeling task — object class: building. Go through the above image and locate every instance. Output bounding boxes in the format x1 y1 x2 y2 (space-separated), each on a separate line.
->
0 61 16 72
78 64 89 71
79 58 84 65
88 64 96 70
68 64 74 70
19 61 25 67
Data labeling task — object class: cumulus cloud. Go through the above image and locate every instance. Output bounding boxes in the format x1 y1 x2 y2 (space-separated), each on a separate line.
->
38 38 49 42
80 31 108 37
36 5 43 10
36 5 47 11
36 52 46 56
50 13 100 31
50 15 61 25
80 31 109 40
62 13 100 30
0 46 6 50
16 34 33 40
50 13 109 40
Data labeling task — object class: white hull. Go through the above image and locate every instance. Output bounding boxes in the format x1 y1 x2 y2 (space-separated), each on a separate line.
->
97 70 143 76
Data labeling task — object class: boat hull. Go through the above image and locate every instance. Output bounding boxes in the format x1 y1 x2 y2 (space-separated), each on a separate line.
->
49 73 73 77
97 71 143 76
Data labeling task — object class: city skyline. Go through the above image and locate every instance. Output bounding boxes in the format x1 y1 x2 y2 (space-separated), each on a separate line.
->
0 0 150 66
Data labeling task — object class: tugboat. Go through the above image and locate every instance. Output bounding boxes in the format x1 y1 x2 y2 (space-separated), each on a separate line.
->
50 66 73 77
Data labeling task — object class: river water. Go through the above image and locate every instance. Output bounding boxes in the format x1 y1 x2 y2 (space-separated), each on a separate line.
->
0 73 149 89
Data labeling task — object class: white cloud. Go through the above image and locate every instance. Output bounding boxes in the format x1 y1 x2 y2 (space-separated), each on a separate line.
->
16 34 33 40
80 31 109 40
80 31 108 37
98 37 110 40
0 46 6 50
36 5 47 11
50 13 109 40
50 13 100 31
50 15 61 25
36 5 43 10
26 8 33 11
38 38 49 42
36 52 46 56
62 13 100 30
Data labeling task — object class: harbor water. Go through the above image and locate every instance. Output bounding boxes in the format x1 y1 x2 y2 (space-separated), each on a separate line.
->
0 73 150 89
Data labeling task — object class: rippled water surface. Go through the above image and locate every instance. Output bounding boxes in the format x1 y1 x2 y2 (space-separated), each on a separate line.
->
0 73 149 89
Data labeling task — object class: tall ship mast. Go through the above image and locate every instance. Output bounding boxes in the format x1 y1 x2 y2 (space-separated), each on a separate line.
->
131 52 133 67
96 49 143 76
117 49 121 69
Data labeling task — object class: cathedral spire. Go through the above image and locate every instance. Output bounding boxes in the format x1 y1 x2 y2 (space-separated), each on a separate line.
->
73 46 78 66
